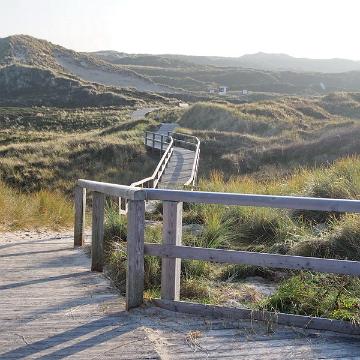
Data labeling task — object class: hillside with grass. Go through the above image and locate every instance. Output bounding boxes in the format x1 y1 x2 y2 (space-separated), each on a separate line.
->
92 50 360 95
0 64 174 107
0 35 180 107
0 107 163 192
146 94 360 177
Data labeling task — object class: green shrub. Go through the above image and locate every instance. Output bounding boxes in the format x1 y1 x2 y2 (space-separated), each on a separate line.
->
182 260 212 279
293 161 360 222
291 215 360 261
104 205 127 244
225 207 299 247
181 278 210 301
261 273 360 323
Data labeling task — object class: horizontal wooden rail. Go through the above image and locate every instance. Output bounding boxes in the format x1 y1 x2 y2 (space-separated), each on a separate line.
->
76 181 360 212
144 243 360 276
144 189 360 212
77 179 145 200
154 300 360 335
130 136 174 189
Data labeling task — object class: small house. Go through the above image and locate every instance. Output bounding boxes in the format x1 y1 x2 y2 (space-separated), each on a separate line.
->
218 86 228 95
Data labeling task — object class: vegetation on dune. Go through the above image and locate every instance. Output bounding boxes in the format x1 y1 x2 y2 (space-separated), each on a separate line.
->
0 181 73 230
164 97 360 177
0 107 160 192
101 156 360 322
261 273 360 324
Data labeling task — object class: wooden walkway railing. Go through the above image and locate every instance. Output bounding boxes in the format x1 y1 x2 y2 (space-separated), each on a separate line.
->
74 180 360 335
131 132 174 189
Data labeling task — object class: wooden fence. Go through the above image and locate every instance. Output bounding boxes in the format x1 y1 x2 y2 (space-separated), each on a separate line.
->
74 180 360 335
131 132 173 189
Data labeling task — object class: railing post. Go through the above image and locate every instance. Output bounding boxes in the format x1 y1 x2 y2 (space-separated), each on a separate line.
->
126 199 145 310
74 186 86 247
91 191 105 272
152 133 155 152
160 134 164 155
161 201 183 300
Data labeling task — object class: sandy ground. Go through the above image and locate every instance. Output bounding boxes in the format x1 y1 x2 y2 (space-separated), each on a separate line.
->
56 55 170 93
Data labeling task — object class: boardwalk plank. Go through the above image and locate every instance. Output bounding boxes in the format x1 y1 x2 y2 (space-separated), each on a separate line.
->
0 231 359 359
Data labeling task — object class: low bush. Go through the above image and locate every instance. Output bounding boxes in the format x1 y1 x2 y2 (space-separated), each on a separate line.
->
220 264 276 281
292 214 360 261
261 273 360 324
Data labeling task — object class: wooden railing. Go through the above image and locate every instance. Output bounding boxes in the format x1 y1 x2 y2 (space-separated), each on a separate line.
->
74 180 360 335
144 131 171 154
131 134 174 189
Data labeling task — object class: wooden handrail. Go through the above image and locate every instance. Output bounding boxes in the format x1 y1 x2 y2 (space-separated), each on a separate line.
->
76 182 360 212
74 180 360 333
130 135 174 188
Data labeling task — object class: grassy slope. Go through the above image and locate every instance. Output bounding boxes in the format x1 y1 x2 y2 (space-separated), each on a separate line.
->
156 94 360 177
0 107 160 192
0 35 176 106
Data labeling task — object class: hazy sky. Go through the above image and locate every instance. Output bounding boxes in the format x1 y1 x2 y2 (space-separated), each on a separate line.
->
1 0 359 59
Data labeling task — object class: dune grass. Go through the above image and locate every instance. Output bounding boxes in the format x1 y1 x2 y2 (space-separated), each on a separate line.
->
170 99 360 177
100 155 360 322
0 181 73 230
0 107 160 193
261 273 360 324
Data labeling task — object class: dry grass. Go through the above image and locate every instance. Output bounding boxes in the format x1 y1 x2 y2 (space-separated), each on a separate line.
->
0 107 160 192
0 181 73 230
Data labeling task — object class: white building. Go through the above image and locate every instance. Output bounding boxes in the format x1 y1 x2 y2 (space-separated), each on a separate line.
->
218 86 228 95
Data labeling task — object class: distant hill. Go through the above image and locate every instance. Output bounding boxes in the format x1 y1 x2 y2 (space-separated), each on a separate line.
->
91 50 360 95
3 35 360 101
166 52 360 73
92 50 360 74
0 35 177 106
0 64 172 107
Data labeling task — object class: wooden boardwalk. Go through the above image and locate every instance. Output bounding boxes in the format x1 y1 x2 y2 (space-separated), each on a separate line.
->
158 147 195 188
147 123 197 188
1 231 360 359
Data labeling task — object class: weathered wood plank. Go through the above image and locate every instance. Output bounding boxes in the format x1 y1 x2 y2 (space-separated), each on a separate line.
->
154 299 360 335
126 199 145 310
74 186 86 247
91 191 105 272
161 201 183 300
4 231 360 358
78 179 145 200
145 189 360 213
145 243 360 276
